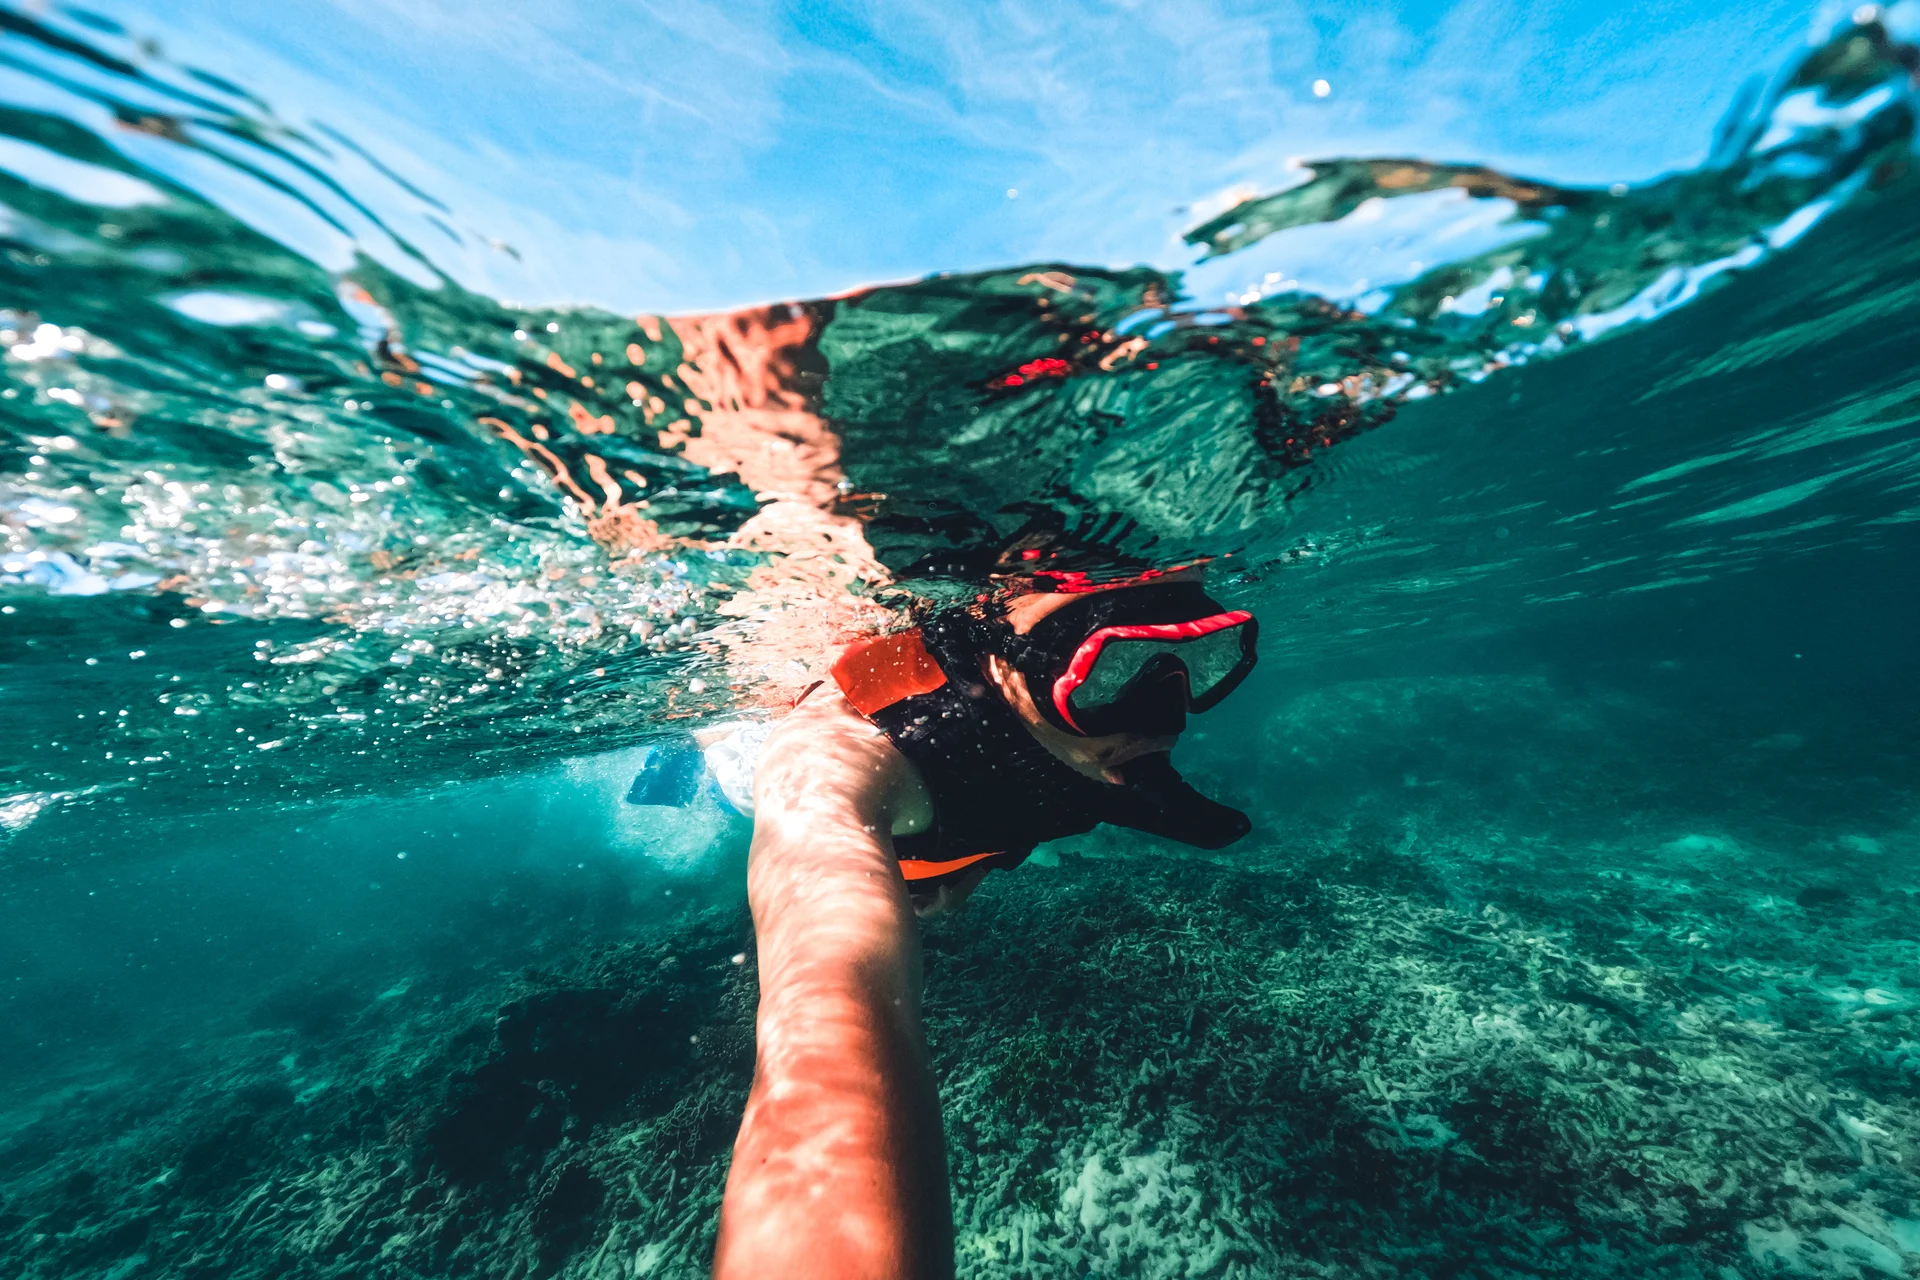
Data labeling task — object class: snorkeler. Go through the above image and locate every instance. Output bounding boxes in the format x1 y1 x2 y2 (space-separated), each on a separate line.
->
710 569 1258 1279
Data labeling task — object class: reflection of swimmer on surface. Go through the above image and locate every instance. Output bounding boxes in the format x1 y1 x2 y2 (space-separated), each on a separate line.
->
712 563 1260 1280
488 302 893 707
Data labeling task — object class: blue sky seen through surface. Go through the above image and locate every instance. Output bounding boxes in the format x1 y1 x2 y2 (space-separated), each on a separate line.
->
78 0 1832 313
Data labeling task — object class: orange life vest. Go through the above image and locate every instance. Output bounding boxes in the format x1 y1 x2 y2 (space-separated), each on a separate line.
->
830 629 1010 886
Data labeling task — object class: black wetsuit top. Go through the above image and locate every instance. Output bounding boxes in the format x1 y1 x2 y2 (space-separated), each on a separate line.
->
868 653 1114 868
840 618 1250 883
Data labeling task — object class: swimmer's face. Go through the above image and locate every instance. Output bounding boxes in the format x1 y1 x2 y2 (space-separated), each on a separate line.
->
984 577 1202 783
983 650 1176 783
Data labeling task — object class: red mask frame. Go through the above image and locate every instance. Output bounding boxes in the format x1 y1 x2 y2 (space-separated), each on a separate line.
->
1050 610 1255 735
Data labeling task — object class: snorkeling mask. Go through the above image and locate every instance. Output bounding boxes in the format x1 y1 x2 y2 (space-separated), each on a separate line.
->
1007 581 1258 738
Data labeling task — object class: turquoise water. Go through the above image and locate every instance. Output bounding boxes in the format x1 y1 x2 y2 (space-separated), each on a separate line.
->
2 6 1919 1278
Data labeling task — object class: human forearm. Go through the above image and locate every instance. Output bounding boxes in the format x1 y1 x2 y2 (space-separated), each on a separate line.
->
717 921 948 1278
713 706 953 1280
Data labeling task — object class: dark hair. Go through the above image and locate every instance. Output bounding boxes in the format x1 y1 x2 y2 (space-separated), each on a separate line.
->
891 504 1165 592
911 591 1012 677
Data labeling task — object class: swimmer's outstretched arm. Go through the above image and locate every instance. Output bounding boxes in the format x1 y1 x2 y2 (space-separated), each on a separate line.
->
712 689 954 1280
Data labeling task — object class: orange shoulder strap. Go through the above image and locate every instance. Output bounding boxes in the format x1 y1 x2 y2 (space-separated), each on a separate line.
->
898 851 999 883
831 629 948 716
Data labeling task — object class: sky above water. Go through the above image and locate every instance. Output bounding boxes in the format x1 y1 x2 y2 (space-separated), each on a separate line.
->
85 0 1829 313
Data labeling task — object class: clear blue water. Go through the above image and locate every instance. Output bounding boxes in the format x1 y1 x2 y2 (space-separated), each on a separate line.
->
2 6 1919 1278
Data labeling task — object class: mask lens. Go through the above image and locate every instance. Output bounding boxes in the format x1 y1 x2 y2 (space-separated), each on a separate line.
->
1180 626 1251 704
1068 637 1175 713
1066 622 1251 717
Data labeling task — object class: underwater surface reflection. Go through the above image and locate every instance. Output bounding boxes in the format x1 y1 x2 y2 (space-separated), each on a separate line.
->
2 4 1919 1278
